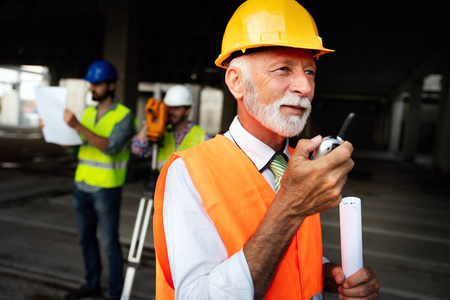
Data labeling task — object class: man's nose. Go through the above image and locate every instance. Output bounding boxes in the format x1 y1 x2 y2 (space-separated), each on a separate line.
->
290 72 313 96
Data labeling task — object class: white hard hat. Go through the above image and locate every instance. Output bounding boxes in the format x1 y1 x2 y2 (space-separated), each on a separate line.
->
163 85 193 107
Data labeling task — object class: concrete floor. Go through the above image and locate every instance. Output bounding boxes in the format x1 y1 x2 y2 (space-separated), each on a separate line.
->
1 128 449 299
0 171 155 300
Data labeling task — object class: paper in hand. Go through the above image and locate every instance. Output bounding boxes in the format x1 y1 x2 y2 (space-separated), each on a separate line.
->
34 86 82 145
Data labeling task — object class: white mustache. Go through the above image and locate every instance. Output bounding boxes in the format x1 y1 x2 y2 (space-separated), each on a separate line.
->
276 94 311 110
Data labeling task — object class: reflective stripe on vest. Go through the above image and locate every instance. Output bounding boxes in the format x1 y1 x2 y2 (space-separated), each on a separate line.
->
78 159 128 170
157 124 206 170
153 134 323 299
75 103 132 188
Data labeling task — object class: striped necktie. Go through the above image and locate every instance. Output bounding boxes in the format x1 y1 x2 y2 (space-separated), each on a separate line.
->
270 154 287 193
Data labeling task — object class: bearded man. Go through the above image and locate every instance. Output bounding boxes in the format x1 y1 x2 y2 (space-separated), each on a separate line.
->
153 1 380 299
63 60 135 300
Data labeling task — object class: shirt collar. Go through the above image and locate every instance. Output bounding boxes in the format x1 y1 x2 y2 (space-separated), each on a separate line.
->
95 101 118 111
227 116 290 172
95 101 118 123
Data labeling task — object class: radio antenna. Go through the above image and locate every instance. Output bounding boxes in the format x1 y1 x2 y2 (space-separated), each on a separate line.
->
338 112 355 139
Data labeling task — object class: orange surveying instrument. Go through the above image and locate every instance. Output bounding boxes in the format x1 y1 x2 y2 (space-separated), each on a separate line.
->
145 98 169 142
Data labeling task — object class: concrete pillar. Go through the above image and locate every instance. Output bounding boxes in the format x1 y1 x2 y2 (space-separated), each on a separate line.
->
402 78 422 162
100 0 140 113
388 93 405 154
433 68 450 176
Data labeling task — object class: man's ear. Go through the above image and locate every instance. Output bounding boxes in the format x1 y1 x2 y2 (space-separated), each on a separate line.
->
108 82 116 91
184 106 192 118
225 66 244 101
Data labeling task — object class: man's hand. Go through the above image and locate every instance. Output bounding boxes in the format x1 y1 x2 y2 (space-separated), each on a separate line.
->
38 118 44 129
278 135 354 218
63 108 80 129
63 108 108 151
332 264 380 299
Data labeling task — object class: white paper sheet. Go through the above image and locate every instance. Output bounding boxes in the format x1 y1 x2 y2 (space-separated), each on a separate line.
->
60 78 87 121
339 197 363 278
34 86 82 145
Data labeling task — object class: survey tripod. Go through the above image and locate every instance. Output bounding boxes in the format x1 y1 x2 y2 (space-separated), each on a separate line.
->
121 98 168 300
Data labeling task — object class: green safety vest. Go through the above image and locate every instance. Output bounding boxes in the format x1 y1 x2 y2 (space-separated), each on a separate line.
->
157 124 206 170
75 103 132 188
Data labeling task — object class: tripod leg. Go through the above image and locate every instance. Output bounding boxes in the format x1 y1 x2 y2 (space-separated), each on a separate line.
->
121 198 153 300
121 267 136 300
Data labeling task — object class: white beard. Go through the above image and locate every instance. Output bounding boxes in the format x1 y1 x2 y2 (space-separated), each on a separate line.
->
242 79 312 137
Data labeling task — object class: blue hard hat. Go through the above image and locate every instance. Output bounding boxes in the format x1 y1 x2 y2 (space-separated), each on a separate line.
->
84 60 118 83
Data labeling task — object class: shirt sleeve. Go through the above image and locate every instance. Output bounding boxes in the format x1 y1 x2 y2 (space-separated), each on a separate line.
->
104 113 135 155
131 136 152 158
163 158 254 300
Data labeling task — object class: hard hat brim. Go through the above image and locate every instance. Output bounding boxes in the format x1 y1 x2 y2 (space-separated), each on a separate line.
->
215 44 335 69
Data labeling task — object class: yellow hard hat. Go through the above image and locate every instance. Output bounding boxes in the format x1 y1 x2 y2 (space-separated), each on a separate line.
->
215 0 334 68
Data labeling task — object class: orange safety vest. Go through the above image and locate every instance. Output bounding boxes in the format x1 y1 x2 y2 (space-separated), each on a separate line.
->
154 135 323 299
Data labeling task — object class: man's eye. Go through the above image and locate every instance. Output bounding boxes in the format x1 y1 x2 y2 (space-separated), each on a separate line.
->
278 67 289 72
305 70 315 77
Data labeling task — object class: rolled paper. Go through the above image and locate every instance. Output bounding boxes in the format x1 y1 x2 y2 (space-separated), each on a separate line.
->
339 197 363 279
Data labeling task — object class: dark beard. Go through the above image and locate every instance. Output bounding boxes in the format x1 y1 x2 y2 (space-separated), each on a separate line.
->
92 89 113 102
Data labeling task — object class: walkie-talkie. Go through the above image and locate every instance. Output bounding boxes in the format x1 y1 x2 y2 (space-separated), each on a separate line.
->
309 112 355 160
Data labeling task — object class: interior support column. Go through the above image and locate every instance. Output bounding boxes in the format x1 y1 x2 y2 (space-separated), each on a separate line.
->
402 78 422 162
